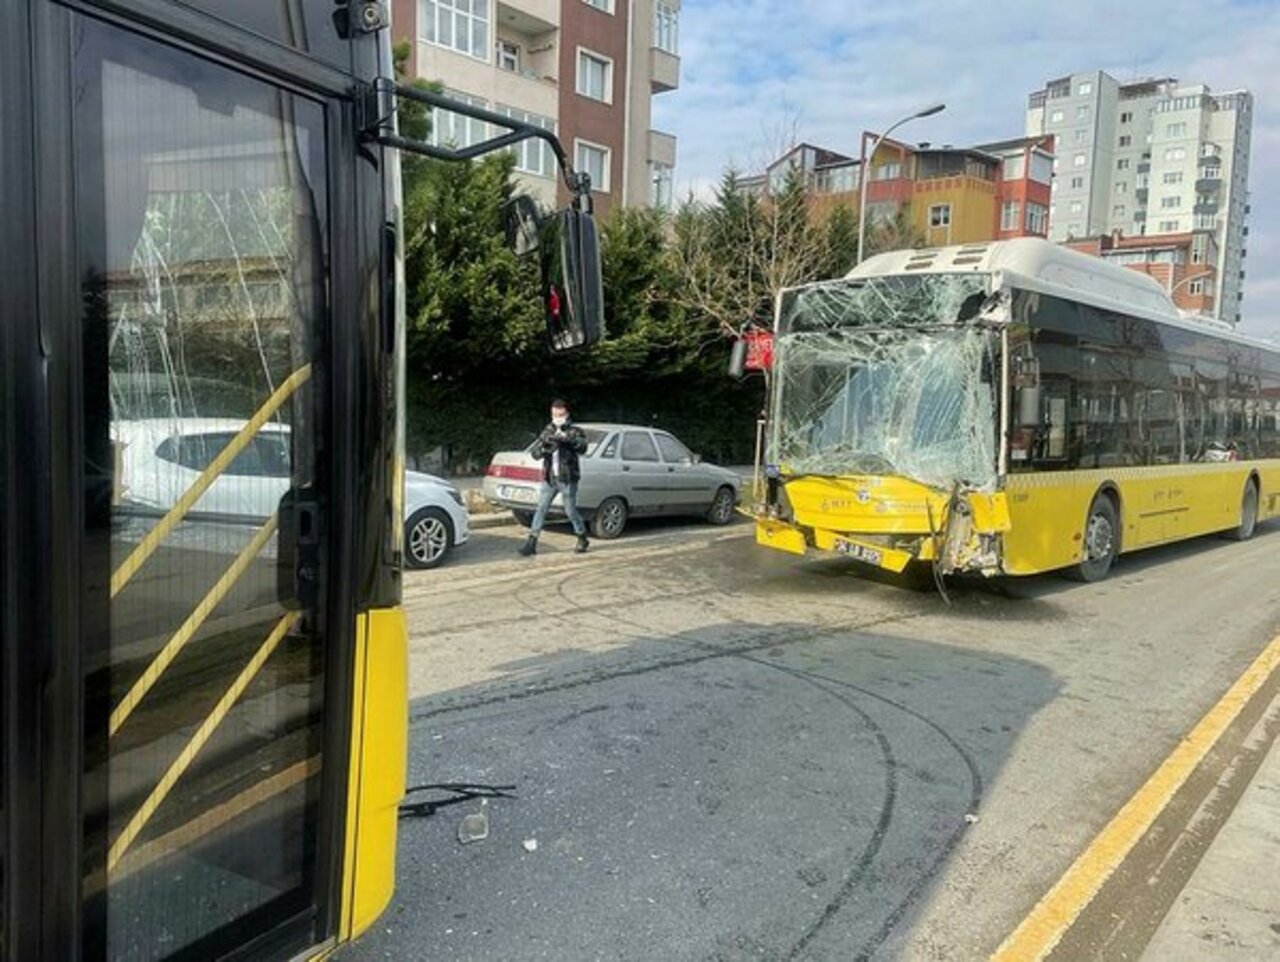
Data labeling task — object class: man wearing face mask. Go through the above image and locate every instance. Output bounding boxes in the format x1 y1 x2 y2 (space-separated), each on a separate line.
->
519 399 590 556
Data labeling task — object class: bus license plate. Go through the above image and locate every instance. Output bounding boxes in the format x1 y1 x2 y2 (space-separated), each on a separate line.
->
835 539 883 566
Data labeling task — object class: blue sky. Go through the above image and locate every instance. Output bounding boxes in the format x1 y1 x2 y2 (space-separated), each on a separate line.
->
652 0 1280 341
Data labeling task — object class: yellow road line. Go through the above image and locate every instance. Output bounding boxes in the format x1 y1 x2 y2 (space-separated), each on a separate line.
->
110 364 310 598
107 611 300 872
109 514 279 737
992 632 1280 961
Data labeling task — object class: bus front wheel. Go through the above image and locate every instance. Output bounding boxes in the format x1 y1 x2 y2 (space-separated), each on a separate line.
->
1069 494 1119 583
1225 480 1259 542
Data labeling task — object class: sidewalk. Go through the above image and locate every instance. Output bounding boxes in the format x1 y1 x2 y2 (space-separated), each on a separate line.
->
1142 701 1280 960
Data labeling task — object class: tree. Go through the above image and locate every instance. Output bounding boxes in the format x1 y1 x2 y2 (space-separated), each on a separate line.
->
671 168 833 340
865 207 927 258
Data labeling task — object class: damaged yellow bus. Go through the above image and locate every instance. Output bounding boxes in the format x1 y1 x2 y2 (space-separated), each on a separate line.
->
755 238 1280 581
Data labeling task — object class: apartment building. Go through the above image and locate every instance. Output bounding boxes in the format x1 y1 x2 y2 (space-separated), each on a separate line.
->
740 133 1054 247
1067 230 1219 316
1026 71 1252 324
391 0 681 214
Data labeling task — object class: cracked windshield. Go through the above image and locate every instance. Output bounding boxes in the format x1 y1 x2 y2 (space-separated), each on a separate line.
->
772 275 999 489
3 1 1279 961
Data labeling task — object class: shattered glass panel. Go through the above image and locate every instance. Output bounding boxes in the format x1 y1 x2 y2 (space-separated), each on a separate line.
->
779 273 990 335
771 275 999 490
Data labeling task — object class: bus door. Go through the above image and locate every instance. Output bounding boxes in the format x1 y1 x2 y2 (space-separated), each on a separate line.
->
28 8 357 958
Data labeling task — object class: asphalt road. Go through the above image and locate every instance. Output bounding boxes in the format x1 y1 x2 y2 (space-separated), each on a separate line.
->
340 516 1280 961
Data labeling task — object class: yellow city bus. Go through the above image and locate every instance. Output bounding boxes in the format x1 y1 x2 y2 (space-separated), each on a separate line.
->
754 238 1280 582
1 2 600 959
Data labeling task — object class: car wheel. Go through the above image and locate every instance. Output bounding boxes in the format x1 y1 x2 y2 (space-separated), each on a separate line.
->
1067 493 1118 582
513 509 535 528
405 507 453 570
1225 480 1259 542
591 496 628 540
706 486 736 525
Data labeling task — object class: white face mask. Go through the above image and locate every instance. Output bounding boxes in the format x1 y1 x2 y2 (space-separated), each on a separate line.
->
552 414 568 427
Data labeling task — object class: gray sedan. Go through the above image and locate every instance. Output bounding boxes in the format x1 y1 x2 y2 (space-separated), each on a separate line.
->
482 423 741 539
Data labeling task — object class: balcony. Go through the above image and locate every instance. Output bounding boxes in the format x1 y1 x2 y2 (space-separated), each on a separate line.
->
1135 187 1148 204
1194 200 1220 216
496 0 558 31
647 129 677 168
1195 175 1222 193
650 46 680 93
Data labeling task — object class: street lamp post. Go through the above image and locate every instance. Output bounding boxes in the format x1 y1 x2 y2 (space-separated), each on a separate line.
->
855 102 946 266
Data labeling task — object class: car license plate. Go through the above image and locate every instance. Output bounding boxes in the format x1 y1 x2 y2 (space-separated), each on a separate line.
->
834 539 883 566
500 485 538 504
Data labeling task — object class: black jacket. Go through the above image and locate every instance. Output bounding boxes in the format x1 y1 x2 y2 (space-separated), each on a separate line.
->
535 421 588 484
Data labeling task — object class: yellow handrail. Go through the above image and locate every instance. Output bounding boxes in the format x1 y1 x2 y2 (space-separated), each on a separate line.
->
110 364 311 598
107 610 300 872
109 514 279 737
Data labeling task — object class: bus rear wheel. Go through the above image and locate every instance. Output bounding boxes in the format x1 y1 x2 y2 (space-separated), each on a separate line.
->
1225 480 1259 542
1069 494 1118 583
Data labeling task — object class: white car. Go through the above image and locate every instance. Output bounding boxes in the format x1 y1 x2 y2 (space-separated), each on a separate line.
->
114 418 469 569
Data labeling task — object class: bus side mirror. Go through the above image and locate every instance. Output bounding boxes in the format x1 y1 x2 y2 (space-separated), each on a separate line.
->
728 338 748 379
1017 385 1042 427
540 207 604 352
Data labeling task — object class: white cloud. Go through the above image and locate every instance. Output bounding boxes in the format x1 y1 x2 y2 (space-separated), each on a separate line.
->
655 0 1280 337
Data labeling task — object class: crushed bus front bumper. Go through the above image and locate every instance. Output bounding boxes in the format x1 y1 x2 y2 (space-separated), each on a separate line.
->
754 476 1013 576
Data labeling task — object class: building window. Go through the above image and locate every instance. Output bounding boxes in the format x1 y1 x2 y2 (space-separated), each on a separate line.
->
654 2 679 54
1070 176 1084 189
1164 146 1187 161
1120 111 1133 123
429 88 489 149
1159 219 1179 232
1161 195 1181 209
1163 171 1183 185
1113 204 1126 217
929 204 952 228
576 139 611 193
1050 109 1065 124
875 162 902 181
650 161 674 208
499 105 555 177
1078 81 1093 95
1118 135 1132 147
496 39 519 72
1166 121 1187 138
1073 153 1086 167
1189 279 1205 295
1117 158 1130 170
1027 203 1048 234
420 0 490 60
1114 181 1127 194
1001 200 1022 231
1003 154 1026 180
583 0 614 11
1076 105 1090 119
577 49 613 102
1069 200 1083 214
1074 129 1088 144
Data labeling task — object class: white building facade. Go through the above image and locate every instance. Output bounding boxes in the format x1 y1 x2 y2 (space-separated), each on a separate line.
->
1026 71 1252 324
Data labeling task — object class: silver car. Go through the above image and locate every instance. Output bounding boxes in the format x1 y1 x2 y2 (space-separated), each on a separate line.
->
482 423 741 539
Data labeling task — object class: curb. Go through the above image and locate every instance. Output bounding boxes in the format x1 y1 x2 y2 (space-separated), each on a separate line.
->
470 512 518 530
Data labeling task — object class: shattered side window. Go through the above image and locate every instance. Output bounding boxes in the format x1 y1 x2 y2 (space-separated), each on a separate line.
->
770 274 999 490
